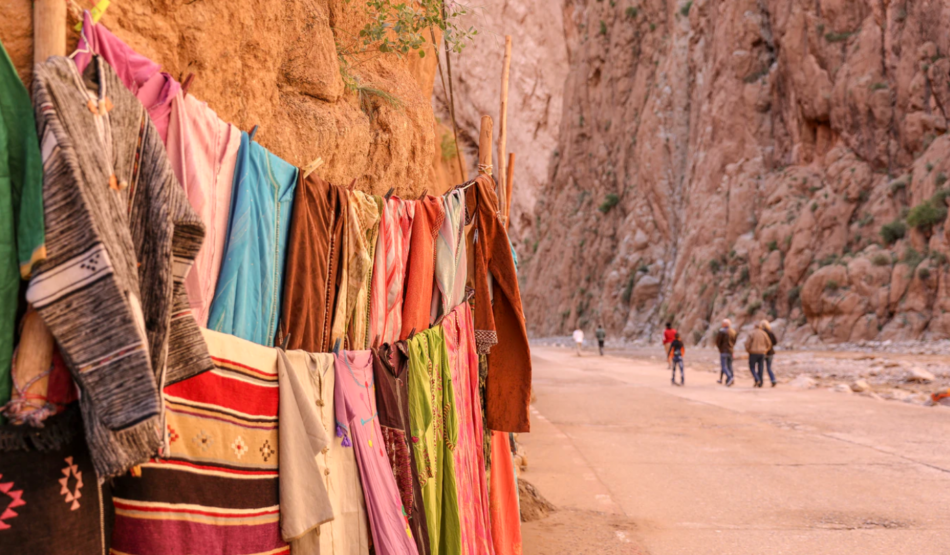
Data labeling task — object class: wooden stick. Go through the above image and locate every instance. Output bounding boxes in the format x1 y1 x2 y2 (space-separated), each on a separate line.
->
34 0 67 63
505 152 516 230
478 115 493 175
15 0 65 418
497 36 512 224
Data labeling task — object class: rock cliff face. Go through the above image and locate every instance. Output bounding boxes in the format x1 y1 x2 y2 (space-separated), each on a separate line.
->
432 0 569 241
1 0 441 197
522 0 950 345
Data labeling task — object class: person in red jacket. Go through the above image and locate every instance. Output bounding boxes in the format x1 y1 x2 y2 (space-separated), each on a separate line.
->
662 322 677 370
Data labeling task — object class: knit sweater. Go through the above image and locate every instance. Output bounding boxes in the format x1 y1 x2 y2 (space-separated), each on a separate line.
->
29 56 211 478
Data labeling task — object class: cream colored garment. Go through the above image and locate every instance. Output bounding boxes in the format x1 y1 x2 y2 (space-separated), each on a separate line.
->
348 192 381 348
330 190 379 346
285 350 371 555
277 349 334 542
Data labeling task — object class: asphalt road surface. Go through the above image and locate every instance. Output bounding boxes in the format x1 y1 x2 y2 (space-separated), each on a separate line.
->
520 346 950 555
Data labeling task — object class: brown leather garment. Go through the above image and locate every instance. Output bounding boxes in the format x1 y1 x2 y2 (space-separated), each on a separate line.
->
279 174 349 353
466 175 532 433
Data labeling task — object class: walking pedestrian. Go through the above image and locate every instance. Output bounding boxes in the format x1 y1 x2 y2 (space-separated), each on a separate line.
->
667 332 686 386
715 319 737 387
761 320 778 387
662 322 676 370
745 322 773 387
573 327 585 356
595 324 606 356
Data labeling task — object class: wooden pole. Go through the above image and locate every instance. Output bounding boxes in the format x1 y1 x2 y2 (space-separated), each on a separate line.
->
505 152 516 230
497 36 512 224
478 115 493 175
13 0 66 420
34 0 67 63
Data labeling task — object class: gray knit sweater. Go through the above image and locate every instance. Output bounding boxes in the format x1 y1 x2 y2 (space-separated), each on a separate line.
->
29 56 212 478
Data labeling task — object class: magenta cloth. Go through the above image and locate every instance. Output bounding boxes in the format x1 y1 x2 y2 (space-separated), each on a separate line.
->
111 517 285 555
443 304 494 555
167 94 241 326
335 351 420 555
74 11 180 140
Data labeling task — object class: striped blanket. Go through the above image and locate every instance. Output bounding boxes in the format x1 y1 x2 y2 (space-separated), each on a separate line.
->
110 329 286 555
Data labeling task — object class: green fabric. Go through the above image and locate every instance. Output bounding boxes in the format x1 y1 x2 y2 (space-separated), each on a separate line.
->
0 41 45 418
408 327 461 555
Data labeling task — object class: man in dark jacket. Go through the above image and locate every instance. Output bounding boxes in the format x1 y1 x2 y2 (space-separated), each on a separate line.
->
715 319 737 387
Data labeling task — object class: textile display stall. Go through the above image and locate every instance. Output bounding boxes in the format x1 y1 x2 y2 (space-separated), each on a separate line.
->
0 7 531 555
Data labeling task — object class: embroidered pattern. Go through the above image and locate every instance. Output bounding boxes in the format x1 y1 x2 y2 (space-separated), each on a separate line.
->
381 425 414 516
167 425 179 444
231 436 248 459
58 456 83 511
192 430 214 452
0 476 26 530
259 440 275 462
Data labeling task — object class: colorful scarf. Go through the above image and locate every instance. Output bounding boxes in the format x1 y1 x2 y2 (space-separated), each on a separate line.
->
369 198 415 345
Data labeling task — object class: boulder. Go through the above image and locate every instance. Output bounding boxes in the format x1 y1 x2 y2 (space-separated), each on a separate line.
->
906 366 935 383
833 383 853 394
850 379 871 393
789 375 817 389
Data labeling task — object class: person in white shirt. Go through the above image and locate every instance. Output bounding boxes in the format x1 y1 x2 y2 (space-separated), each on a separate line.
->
573 328 585 356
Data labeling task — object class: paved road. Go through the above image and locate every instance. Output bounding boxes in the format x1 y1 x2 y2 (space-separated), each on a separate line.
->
520 346 950 555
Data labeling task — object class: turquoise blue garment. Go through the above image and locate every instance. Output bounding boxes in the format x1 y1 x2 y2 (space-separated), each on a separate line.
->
208 133 297 346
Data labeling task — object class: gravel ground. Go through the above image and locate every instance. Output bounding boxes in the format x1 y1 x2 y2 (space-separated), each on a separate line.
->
532 337 950 406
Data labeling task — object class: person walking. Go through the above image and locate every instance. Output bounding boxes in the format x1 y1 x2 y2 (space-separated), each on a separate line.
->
667 332 686 386
715 319 737 387
761 320 778 387
573 327 585 356
595 324 606 356
662 322 676 370
745 321 773 387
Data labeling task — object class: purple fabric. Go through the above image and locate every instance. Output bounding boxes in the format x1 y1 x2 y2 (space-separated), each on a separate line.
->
111 513 285 555
335 351 419 555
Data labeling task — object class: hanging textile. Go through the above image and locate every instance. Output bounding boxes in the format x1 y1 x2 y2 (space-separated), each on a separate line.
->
0 407 114 554
0 40 45 418
407 327 461 555
330 191 378 346
432 189 466 321
334 350 420 555
110 329 331 555
166 94 242 327
284 350 371 555
368 198 414 345
348 191 381 348
208 132 297 346
401 196 445 340
279 174 348 353
466 175 532 433
28 56 211 478
488 430 522 555
373 342 432 555
442 304 494 555
74 11 180 140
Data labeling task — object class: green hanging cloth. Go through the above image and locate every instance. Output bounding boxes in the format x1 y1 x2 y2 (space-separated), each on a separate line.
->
0 41 46 420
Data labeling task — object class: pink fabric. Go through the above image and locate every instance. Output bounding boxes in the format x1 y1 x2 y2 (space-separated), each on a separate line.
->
167 95 241 326
369 198 415 344
443 304 494 555
74 11 180 139
334 351 419 555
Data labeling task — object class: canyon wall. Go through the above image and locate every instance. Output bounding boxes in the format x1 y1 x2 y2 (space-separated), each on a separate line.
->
1 0 442 197
432 0 569 242
522 0 950 345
